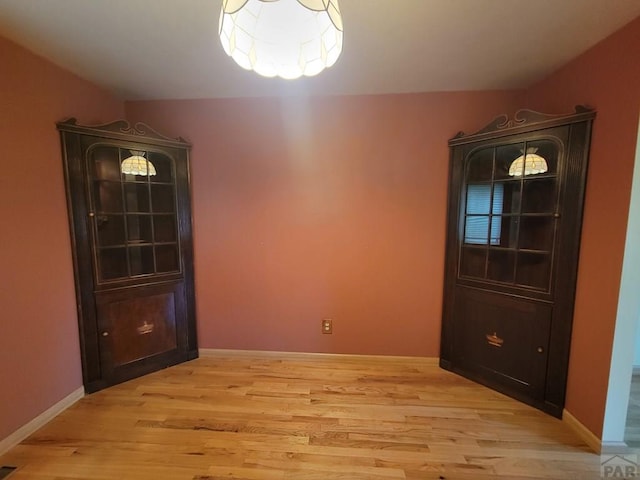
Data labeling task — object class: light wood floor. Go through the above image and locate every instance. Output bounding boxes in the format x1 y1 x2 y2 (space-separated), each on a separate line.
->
1 352 601 479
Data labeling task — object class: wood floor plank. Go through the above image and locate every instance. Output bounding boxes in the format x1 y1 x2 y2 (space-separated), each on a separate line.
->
0 352 603 479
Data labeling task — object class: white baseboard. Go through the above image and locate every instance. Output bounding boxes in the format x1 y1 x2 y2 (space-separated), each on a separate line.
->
0 386 84 456
198 348 439 365
563 408 602 454
601 441 635 454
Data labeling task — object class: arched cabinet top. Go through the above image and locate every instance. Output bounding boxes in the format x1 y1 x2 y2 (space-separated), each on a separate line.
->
57 118 191 149
449 105 596 146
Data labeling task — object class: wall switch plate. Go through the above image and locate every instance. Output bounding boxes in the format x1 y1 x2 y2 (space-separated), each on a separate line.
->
322 318 332 334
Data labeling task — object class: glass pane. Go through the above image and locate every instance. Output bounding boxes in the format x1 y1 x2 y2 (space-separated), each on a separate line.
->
156 245 180 273
96 214 125 246
149 152 174 183
151 185 175 213
519 216 555 252
126 215 152 244
460 246 486 278
99 248 128 281
465 183 500 245
121 173 147 183
527 139 559 175
120 149 153 180
124 183 150 213
492 215 518 248
498 141 556 179
129 246 154 276
466 184 491 214
464 216 489 244
495 143 525 180
154 215 177 242
498 181 522 215
465 184 510 246
93 181 123 213
466 148 493 182
487 249 515 283
522 178 558 213
90 146 120 181
516 252 551 290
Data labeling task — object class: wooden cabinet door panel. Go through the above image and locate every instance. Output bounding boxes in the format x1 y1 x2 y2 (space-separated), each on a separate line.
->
452 286 551 400
96 282 185 375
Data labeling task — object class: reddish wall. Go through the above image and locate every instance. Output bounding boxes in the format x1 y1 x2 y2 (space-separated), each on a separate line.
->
2 15 636 448
522 17 640 437
0 36 123 441
126 92 518 356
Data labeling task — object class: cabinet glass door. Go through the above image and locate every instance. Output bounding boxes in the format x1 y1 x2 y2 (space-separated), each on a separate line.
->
89 146 181 283
460 139 560 292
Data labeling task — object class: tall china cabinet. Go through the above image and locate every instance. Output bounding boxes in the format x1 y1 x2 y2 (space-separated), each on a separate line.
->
58 119 198 393
440 107 595 416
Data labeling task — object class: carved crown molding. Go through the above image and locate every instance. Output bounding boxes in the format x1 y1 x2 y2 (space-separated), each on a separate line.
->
56 118 190 147
450 105 595 146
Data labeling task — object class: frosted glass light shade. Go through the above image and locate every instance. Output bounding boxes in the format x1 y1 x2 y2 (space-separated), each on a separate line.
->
508 148 548 177
121 151 157 176
219 0 343 80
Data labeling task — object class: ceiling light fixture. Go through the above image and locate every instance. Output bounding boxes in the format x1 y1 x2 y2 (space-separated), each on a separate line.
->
121 151 156 176
218 0 343 80
508 147 548 177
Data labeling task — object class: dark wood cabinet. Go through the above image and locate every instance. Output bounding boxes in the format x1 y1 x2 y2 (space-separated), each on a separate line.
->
58 119 198 393
440 107 595 417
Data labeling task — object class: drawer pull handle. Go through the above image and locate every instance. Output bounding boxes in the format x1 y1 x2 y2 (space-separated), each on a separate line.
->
137 321 154 335
486 332 504 347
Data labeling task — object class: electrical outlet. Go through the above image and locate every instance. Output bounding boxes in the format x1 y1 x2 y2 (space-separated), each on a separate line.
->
322 318 332 334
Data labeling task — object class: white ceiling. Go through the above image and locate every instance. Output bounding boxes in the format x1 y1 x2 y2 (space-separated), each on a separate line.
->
0 0 638 100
